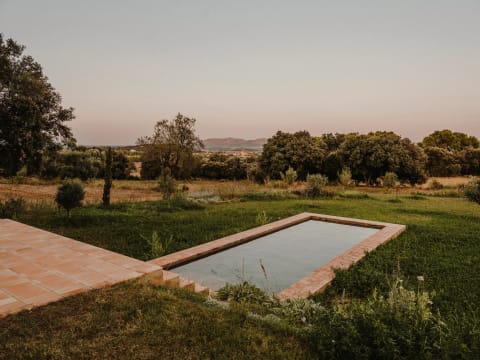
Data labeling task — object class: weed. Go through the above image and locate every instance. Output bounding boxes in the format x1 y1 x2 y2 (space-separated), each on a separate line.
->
255 211 271 225
141 231 173 259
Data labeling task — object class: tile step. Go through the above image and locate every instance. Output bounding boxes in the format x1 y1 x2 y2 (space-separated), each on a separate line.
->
162 270 180 288
178 277 195 292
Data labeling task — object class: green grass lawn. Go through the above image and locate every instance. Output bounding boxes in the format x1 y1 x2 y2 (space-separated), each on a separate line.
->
0 281 310 359
2 194 480 358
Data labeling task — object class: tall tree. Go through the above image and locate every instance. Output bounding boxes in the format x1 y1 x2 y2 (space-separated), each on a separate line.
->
102 147 113 207
137 113 203 179
0 34 76 176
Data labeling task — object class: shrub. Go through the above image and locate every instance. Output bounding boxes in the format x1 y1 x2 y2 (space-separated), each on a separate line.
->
382 171 398 189
272 298 324 326
305 174 328 198
429 179 444 190
464 177 480 204
0 196 26 219
338 167 353 187
280 167 297 186
157 167 177 200
55 179 85 217
306 279 446 358
217 282 272 305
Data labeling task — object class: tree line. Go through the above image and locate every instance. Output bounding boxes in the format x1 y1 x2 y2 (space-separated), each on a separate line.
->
137 119 480 186
257 129 480 185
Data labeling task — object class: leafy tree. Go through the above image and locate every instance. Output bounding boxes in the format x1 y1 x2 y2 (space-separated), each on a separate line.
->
137 113 203 179
102 147 112 207
421 129 479 151
321 133 346 152
196 153 249 180
259 131 326 180
459 148 480 175
395 138 428 185
246 162 266 184
0 34 75 176
338 132 426 185
111 151 130 179
40 147 131 180
55 179 85 217
424 147 461 177
323 151 344 181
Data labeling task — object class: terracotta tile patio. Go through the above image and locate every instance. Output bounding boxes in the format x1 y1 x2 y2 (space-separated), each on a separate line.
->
0 219 161 318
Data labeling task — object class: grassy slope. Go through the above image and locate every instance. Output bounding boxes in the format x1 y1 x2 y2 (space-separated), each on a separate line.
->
0 281 310 359
2 194 480 358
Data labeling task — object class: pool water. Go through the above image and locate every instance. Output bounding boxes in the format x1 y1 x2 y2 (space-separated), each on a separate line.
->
171 220 378 293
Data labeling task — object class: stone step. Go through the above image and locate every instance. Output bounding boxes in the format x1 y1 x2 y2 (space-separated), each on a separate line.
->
178 277 195 292
143 269 213 296
143 269 166 286
194 283 210 296
162 270 180 288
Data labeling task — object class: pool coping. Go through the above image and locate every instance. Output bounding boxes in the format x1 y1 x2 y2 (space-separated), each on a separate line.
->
148 212 406 299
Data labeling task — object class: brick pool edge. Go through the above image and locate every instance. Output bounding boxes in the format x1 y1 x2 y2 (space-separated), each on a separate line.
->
148 212 406 299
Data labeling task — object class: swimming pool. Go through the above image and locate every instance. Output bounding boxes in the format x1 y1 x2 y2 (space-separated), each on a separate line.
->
171 220 378 293
149 213 405 298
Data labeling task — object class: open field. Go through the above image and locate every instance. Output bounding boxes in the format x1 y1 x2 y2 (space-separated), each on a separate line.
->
0 179 264 204
1 186 480 358
0 176 472 204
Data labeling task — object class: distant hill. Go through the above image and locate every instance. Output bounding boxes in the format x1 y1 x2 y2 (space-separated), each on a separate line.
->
202 137 266 151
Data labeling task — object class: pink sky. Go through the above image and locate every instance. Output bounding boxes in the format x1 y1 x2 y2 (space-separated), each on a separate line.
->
1 0 479 144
